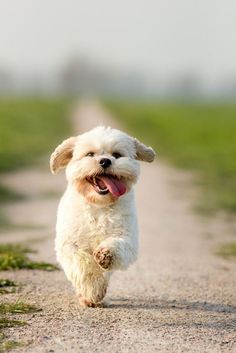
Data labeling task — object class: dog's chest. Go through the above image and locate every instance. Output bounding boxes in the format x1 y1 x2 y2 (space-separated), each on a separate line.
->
58 189 134 252
78 207 124 248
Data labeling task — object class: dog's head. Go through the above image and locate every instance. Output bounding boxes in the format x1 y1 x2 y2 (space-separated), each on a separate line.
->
50 126 155 206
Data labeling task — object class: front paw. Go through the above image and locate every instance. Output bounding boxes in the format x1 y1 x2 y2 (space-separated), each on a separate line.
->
93 247 113 270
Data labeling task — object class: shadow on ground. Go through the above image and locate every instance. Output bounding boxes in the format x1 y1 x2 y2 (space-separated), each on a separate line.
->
109 298 236 313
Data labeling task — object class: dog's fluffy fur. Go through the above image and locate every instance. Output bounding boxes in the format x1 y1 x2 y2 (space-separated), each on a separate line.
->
50 126 155 307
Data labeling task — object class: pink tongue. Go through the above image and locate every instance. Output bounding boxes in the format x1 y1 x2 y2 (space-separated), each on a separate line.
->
98 176 126 197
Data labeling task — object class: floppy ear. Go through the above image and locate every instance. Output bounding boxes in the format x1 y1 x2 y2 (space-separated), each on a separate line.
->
134 138 156 162
50 136 76 174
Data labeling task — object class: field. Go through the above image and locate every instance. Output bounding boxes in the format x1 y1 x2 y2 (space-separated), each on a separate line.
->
0 98 72 203
0 98 72 172
106 101 236 214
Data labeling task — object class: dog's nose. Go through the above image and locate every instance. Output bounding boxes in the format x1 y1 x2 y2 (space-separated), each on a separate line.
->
99 158 112 169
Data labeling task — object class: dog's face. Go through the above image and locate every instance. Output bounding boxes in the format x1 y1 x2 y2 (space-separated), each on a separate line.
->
50 126 155 206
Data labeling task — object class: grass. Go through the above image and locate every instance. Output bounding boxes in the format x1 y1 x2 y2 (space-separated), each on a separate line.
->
0 290 15 296
0 97 72 172
0 339 24 352
0 298 41 352
0 302 40 352
0 279 17 295
0 186 23 204
0 243 58 271
0 244 34 254
0 281 42 352
0 97 72 206
0 280 17 288
0 303 41 315
105 101 236 214
0 246 50 351
0 321 26 353
0 319 26 329
0 216 11 231
0 263 42 351
216 243 236 258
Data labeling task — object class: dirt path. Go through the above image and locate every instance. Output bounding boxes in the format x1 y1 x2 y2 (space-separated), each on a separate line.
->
1 101 236 353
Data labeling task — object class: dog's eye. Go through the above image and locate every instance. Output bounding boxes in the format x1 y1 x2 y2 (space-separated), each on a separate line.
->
112 152 122 159
86 152 94 157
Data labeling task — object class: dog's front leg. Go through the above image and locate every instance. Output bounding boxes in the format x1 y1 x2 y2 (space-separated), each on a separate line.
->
93 236 138 271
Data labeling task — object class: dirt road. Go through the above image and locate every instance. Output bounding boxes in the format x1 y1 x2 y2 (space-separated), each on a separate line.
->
1 101 236 353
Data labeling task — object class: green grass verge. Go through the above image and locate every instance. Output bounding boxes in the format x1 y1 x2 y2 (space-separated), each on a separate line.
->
0 243 58 271
0 97 72 207
105 101 236 214
0 97 72 172
0 186 23 204
0 216 11 231
216 243 236 258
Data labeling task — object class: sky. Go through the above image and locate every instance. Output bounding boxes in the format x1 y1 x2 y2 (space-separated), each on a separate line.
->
0 0 236 84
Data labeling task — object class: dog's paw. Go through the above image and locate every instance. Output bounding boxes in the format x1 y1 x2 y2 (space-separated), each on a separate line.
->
93 247 113 270
78 296 104 308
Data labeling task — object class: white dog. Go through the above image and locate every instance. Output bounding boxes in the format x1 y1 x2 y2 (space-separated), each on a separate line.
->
50 126 155 307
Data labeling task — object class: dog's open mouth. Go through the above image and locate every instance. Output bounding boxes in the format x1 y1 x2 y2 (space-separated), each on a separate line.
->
86 174 126 197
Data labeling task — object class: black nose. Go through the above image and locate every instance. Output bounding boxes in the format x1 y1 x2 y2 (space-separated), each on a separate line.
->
99 158 112 169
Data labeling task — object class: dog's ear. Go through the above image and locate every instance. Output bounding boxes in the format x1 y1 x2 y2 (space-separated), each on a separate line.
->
50 136 76 174
134 138 156 162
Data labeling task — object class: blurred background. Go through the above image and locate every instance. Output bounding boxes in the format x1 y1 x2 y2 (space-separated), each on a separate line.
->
0 0 236 220
1 0 236 99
